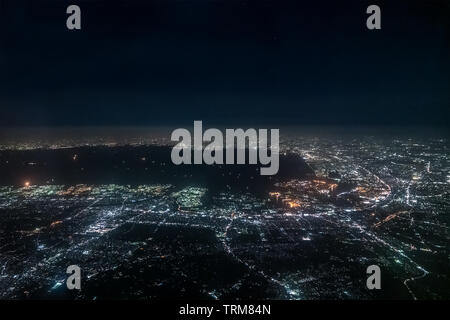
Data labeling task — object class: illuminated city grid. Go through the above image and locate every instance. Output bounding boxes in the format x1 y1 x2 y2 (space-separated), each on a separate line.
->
0 131 448 299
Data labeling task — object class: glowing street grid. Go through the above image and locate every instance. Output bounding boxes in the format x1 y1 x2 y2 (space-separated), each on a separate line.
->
0 134 448 299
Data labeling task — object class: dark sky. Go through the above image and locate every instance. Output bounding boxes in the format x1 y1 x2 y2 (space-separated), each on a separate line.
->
0 0 449 126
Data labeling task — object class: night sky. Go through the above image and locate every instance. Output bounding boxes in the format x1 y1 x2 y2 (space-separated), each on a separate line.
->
0 0 449 127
